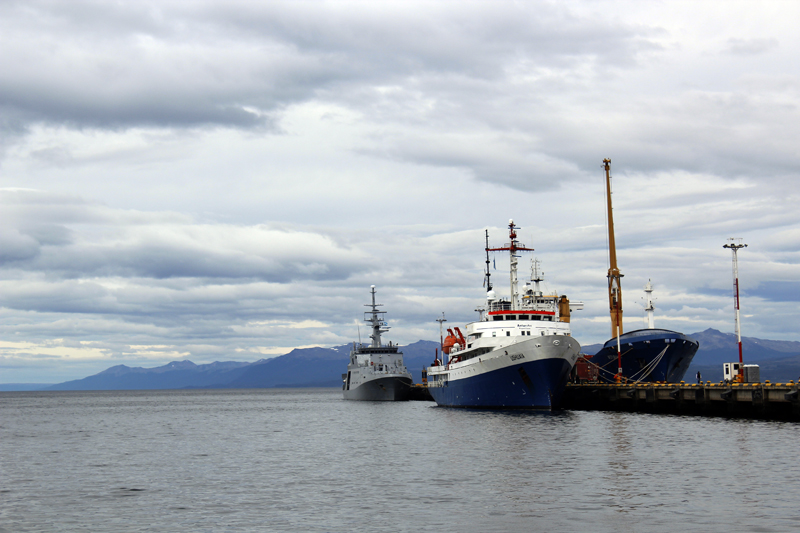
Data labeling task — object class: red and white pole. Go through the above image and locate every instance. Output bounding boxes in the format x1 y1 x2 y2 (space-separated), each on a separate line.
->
723 239 747 382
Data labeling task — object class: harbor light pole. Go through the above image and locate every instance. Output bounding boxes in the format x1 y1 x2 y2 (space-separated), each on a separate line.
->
723 238 747 383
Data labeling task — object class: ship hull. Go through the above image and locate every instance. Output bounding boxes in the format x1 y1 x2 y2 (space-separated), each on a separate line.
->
427 336 580 410
591 329 699 383
343 375 413 401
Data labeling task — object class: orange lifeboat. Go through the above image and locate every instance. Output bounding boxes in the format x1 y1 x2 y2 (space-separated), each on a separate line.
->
442 328 458 354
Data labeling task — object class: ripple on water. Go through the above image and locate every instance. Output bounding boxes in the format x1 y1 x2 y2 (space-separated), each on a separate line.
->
1 389 799 532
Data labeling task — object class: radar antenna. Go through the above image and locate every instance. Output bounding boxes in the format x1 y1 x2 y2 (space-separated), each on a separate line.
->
364 285 389 348
486 219 534 310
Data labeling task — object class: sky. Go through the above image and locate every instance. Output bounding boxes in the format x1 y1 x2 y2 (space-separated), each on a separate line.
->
1 0 799 383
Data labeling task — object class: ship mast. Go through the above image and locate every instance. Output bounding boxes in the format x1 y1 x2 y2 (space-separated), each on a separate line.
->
483 229 492 293
644 279 655 329
487 219 534 310
365 285 389 348
723 238 747 382
603 159 624 382
531 258 543 296
436 312 447 362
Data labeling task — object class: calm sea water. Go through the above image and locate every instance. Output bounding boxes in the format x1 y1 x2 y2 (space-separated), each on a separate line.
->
2 388 799 532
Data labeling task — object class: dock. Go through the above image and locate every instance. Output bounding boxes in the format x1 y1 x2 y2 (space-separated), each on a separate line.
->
562 381 800 420
408 383 434 401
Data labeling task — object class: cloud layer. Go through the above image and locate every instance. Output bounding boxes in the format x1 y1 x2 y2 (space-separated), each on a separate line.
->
1 1 799 381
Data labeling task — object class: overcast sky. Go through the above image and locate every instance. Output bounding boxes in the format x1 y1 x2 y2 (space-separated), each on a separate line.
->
2 0 799 383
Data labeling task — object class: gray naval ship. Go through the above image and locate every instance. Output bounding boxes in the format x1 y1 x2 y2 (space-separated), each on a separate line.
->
342 286 413 401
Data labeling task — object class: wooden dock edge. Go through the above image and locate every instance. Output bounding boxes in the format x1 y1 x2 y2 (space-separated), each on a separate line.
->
562 382 800 421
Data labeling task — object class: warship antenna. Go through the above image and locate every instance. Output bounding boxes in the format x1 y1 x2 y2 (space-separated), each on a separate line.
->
365 285 389 348
604 158 624 382
487 219 534 310
723 238 747 383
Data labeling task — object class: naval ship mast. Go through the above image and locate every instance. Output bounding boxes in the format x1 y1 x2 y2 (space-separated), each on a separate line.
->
487 219 534 310
604 158 624 382
365 285 389 347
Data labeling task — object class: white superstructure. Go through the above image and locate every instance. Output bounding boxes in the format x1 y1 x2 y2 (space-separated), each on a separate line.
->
425 221 583 409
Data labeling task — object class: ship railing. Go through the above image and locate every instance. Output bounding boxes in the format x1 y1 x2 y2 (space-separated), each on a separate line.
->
487 300 512 312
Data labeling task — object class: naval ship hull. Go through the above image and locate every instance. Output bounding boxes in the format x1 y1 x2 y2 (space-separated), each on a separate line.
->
427 336 580 409
591 329 699 383
342 375 413 401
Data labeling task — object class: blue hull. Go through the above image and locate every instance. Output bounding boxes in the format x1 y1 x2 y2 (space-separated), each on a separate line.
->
591 329 699 383
427 357 573 409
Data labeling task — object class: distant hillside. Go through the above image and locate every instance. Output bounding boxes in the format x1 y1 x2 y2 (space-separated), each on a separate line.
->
42 340 439 391
45 360 253 391
0 383 54 391
27 330 800 391
686 328 800 382
225 341 438 388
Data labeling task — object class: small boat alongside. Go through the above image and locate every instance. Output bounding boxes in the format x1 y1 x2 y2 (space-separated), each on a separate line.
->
342 286 413 401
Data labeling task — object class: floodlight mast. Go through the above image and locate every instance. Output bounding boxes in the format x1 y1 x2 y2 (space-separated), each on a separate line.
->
723 238 747 382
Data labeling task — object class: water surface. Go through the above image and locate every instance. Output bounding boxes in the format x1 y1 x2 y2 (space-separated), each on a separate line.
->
2 389 799 532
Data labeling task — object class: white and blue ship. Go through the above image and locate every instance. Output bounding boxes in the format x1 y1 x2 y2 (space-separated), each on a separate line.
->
426 220 583 409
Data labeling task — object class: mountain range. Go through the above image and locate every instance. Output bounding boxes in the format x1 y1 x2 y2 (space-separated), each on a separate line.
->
5 329 800 391
38 341 440 391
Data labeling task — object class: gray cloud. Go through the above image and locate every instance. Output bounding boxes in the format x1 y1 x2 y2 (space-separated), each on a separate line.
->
0 1 656 133
1 1 800 382
724 37 779 56
0 190 367 282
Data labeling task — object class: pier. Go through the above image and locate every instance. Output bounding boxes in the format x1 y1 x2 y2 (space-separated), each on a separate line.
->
408 383 434 401
562 381 800 420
